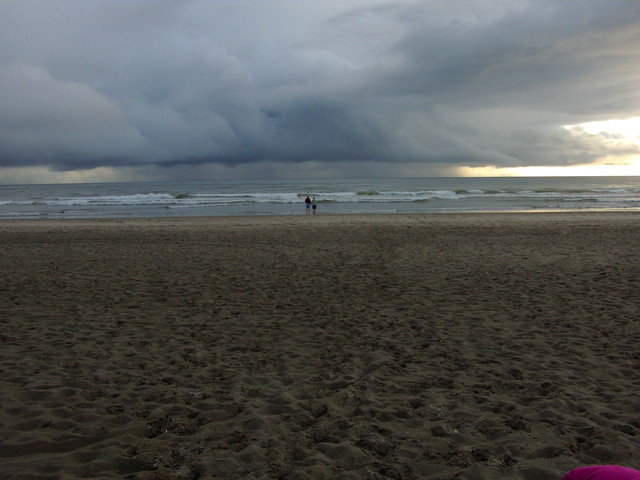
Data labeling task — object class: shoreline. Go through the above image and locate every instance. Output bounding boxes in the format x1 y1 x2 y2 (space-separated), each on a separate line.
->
1 208 638 225
2 212 639 479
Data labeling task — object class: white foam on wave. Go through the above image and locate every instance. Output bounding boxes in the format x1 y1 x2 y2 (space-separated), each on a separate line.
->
2 177 639 218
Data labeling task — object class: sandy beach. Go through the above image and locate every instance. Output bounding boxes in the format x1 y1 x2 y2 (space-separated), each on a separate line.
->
1 212 639 480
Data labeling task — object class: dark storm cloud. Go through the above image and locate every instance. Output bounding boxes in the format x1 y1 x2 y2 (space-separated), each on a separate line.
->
383 1 638 104
0 0 638 178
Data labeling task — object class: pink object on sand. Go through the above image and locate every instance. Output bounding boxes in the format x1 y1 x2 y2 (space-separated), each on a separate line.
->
563 465 640 480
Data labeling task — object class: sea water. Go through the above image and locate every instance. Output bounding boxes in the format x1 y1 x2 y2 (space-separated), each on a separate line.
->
0 177 639 219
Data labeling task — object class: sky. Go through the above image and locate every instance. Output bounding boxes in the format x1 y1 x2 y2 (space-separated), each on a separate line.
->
0 0 639 184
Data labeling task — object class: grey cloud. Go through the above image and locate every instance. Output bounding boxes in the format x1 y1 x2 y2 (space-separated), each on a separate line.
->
365 1 639 109
0 64 122 131
0 63 155 167
0 0 639 179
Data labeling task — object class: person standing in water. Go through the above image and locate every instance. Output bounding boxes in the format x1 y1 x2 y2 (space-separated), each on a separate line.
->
305 195 311 214
311 197 317 215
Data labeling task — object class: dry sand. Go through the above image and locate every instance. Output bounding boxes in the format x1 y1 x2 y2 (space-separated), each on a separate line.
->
1 213 639 480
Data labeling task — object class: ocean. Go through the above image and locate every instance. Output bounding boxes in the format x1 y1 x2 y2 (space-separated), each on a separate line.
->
0 177 639 219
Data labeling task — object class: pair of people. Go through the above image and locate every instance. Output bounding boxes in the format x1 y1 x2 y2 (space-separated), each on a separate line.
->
304 195 317 215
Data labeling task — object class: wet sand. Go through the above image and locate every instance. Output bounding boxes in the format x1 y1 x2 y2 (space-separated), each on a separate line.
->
1 213 639 479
